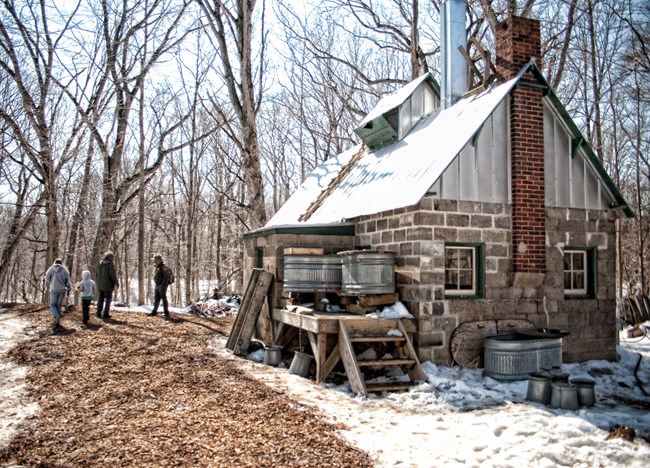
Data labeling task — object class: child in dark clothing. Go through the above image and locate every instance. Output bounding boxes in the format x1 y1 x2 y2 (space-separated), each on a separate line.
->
77 270 97 324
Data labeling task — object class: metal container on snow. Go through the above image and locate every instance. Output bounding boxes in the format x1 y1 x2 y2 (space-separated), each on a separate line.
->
571 378 596 407
288 351 313 378
338 251 395 294
525 372 551 405
283 255 342 293
483 333 563 381
264 345 283 367
550 382 579 410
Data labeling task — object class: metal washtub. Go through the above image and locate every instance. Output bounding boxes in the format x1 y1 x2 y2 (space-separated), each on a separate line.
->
338 251 395 294
283 255 342 292
483 333 563 381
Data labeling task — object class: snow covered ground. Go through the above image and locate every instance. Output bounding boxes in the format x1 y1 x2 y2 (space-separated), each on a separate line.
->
2 304 649 466
0 311 38 450
220 318 650 468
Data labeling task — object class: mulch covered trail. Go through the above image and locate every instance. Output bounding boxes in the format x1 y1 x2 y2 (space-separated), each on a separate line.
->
0 304 373 467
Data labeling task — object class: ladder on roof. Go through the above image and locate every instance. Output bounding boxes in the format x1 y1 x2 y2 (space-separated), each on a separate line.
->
338 319 426 397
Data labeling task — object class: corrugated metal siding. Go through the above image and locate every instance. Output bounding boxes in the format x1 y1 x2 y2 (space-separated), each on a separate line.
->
436 99 510 203
543 102 614 211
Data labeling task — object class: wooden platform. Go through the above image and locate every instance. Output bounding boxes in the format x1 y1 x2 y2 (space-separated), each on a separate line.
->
271 308 417 385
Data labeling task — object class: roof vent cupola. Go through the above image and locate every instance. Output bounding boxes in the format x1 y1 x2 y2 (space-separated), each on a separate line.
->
354 74 438 150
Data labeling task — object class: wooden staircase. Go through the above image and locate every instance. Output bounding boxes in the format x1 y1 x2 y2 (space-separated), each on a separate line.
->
338 319 426 396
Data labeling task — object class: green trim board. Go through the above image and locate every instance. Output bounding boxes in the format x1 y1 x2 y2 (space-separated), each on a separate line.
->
243 224 356 239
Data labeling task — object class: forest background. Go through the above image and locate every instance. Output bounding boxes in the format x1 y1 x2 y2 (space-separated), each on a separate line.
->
0 0 648 308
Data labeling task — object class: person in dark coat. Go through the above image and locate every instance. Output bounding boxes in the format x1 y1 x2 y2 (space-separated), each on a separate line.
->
96 251 118 319
148 254 173 320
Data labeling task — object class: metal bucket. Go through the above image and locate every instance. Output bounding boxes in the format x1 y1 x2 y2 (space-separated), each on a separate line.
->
571 379 596 407
526 372 551 405
339 251 395 294
264 345 283 366
283 255 341 292
288 351 313 378
483 334 563 381
550 382 579 410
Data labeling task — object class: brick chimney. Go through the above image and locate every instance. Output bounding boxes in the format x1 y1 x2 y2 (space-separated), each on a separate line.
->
496 17 546 274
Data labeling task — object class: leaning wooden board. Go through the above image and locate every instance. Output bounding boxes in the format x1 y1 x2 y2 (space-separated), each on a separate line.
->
226 269 274 355
450 319 534 368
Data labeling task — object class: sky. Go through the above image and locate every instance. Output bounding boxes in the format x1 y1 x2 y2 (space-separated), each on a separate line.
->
2 304 650 467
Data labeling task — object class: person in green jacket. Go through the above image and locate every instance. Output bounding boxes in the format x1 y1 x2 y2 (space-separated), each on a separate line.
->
96 251 119 319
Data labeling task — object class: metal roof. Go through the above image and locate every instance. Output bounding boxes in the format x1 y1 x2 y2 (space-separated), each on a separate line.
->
264 63 632 230
266 74 522 228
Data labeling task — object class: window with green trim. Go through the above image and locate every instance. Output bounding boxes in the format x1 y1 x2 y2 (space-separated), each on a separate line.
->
563 248 595 298
445 244 483 298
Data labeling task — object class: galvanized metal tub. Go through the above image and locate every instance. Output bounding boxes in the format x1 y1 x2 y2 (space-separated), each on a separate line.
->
525 372 551 405
283 255 342 292
339 251 395 294
483 333 562 381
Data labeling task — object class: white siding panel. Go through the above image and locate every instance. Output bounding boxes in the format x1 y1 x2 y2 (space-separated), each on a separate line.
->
544 106 556 206
442 157 460 199
555 119 571 207
477 121 494 201
492 101 509 203
459 144 477 200
571 149 586 207
584 158 601 209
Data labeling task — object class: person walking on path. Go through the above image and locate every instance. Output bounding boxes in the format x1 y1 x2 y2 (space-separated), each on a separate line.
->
148 254 173 320
76 270 97 325
96 251 118 319
45 258 72 329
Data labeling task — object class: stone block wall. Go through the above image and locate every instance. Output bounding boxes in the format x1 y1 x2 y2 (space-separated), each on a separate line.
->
355 199 619 365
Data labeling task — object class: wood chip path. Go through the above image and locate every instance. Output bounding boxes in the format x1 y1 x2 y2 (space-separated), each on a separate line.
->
0 304 373 467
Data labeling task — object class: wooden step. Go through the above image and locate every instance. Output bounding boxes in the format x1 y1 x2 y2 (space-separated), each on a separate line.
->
338 319 426 397
357 358 416 367
366 382 413 393
350 335 406 343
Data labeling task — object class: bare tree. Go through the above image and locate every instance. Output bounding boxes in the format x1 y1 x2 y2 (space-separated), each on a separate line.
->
58 0 197 276
196 0 268 230
0 0 84 273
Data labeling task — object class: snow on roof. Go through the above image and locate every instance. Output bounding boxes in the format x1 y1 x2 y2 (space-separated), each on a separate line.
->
357 73 433 128
266 72 522 228
265 145 361 227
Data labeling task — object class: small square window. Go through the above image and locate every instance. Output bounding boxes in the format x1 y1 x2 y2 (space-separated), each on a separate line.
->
445 245 481 297
563 249 595 297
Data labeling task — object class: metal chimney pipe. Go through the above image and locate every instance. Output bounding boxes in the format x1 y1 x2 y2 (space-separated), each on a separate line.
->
440 0 467 108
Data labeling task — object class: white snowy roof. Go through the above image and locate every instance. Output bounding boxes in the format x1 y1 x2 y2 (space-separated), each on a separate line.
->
265 73 523 228
357 73 432 128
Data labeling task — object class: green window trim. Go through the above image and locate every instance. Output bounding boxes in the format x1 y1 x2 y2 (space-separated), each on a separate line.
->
563 247 596 299
444 243 484 299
